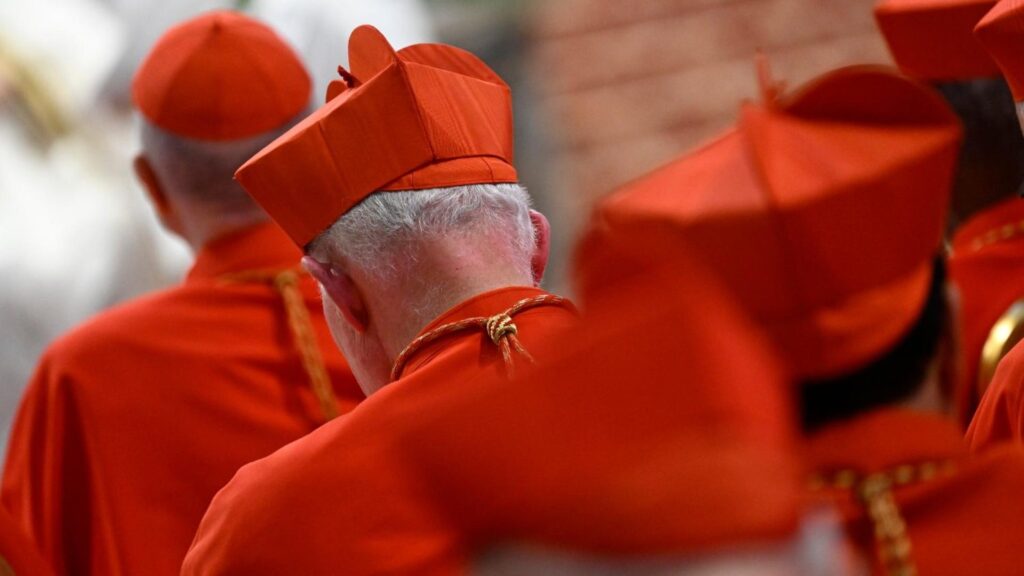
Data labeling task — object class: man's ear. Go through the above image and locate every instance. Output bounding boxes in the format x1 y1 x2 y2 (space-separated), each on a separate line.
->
302 256 369 332
939 283 963 415
528 209 551 286
133 156 173 218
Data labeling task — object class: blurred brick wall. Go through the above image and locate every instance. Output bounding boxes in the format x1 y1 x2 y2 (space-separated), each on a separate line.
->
527 0 893 286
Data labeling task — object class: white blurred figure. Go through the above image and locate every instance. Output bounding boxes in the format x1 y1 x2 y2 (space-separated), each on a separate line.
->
0 0 435 457
96 0 233 107
473 510 865 576
250 0 436 99
0 0 192 457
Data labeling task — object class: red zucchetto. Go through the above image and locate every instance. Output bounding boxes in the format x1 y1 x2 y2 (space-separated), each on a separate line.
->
132 10 311 141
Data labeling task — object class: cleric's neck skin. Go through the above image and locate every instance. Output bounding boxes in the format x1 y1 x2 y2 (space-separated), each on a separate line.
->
306 238 537 398
900 283 960 421
305 208 551 398
898 364 953 418
136 155 270 253
374 238 537 361
133 121 274 255
175 209 270 254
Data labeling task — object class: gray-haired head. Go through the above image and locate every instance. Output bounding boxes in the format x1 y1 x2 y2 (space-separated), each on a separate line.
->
308 183 535 287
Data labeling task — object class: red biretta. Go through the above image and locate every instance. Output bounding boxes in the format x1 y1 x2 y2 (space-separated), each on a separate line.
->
182 25 577 576
876 0 1024 424
583 64 1024 575
1 12 362 576
964 0 1024 451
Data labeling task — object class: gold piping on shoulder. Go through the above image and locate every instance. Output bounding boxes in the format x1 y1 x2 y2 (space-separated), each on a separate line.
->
809 460 955 576
0 555 15 576
965 219 1024 253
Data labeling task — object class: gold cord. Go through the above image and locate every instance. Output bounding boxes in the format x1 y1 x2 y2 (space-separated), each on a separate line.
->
220 268 339 422
390 294 573 382
809 460 955 576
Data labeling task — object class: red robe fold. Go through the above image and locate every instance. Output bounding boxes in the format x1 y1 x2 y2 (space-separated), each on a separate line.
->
182 286 578 576
1 222 363 576
0 506 52 576
966 339 1024 450
807 409 1024 575
949 197 1024 424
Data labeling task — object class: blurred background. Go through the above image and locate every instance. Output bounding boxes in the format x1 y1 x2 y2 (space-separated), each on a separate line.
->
0 0 890 454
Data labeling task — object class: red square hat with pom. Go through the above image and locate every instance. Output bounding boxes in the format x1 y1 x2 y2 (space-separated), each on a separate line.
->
578 65 962 380
235 25 517 248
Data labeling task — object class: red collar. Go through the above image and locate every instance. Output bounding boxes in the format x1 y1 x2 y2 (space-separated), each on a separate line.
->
805 409 968 473
951 197 1024 255
186 222 302 282
398 285 550 379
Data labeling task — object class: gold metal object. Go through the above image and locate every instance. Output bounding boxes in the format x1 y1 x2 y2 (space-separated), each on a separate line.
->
978 300 1024 398
0 36 69 144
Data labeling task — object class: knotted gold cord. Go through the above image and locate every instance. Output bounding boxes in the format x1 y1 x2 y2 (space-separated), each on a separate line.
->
219 268 339 422
390 294 573 382
809 460 955 576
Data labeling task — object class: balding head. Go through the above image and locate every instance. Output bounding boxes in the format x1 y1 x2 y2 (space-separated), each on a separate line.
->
140 119 284 213
135 113 307 249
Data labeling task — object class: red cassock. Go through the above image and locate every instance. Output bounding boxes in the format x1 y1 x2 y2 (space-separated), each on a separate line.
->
181 286 577 576
807 409 1024 575
1 222 363 576
949 197 1024 424
392 264 801 563
0 506 53 576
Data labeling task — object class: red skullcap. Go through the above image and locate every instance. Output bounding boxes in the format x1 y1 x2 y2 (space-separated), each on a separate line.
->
132 10 311 141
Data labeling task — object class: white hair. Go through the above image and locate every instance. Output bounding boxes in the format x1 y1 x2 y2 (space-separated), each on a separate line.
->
309 183 536 282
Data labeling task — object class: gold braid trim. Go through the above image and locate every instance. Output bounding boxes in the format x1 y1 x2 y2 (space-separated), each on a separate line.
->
220 268 339 422
390 294 574 382
809 460 955 576
0 555 14 576
965 218 1024 253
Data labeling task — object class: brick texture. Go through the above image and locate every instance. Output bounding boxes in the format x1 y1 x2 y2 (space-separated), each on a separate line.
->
528 0 892 242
